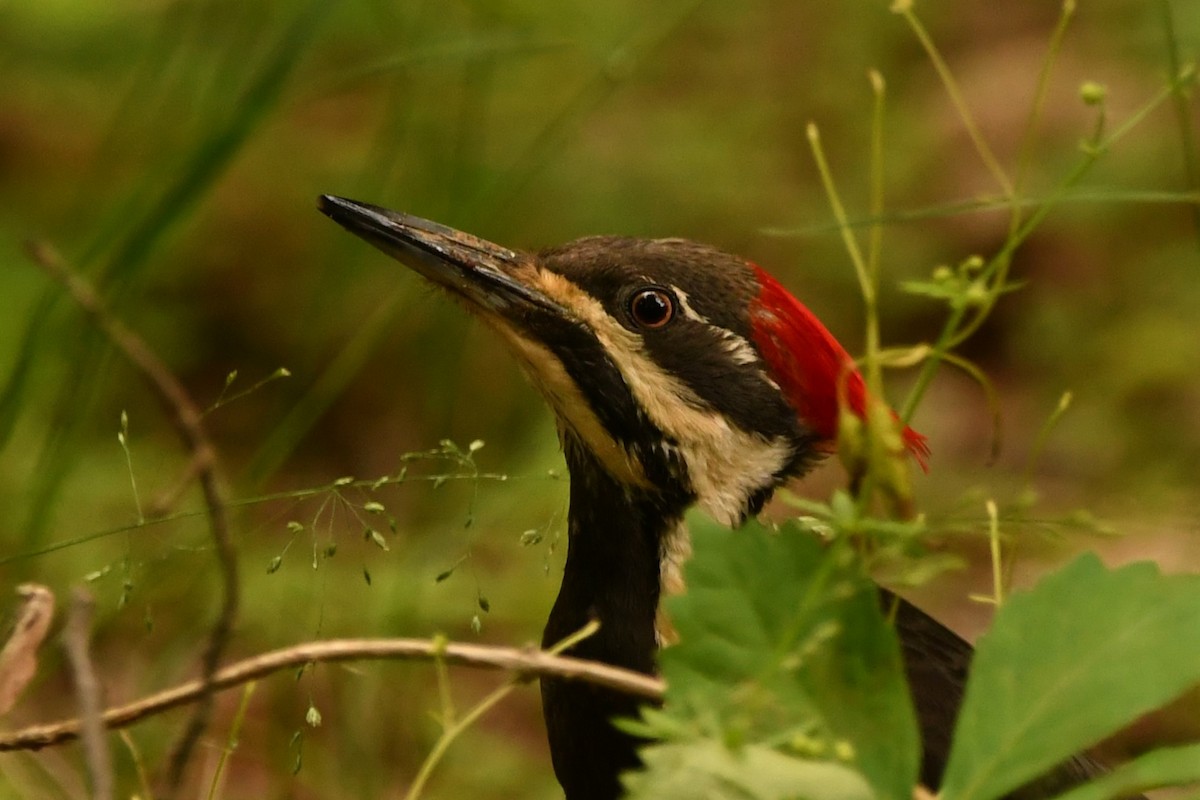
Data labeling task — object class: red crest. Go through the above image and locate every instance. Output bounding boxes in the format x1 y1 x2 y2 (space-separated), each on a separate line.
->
748 265 929 470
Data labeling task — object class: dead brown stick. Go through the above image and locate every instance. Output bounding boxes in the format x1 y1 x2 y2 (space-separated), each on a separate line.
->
0 584 56 716
25 241 239 794
61 588 112 800
0 636 665 752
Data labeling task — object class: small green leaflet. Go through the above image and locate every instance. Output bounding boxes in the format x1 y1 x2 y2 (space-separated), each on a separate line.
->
627 515 919 800
623 741 873 800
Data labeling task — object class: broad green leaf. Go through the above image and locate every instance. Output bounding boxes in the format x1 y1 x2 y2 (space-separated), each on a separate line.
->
1048 743 1200 800
942 555 1200 800
623 741 874 800
645 516 919 800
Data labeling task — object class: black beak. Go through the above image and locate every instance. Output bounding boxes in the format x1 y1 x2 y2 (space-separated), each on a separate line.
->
318 195 562 317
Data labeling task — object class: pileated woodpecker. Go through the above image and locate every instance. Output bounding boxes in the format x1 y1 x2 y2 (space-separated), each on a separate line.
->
319 196 1106 800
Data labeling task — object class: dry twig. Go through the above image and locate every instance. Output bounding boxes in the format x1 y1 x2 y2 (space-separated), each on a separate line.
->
0 635 665 751
61 588 112 800
25 241 239 794
0 584 56 716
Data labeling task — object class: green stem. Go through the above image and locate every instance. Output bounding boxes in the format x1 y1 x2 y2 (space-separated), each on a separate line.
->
985 500 1004 607
896 5 1014 201
403 682 515 800
403 620 600 800
865 70 887 393
206 682 256 800
1011 0 1076 236
901 75 1187 422
806 124 874 319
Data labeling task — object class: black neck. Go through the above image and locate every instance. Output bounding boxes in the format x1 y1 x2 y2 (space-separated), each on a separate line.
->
540 435 687 800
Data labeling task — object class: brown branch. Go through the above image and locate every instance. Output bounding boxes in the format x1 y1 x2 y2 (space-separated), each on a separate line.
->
0 636 665 752
0 584 56 716
61 588 112 800
25 241 239 794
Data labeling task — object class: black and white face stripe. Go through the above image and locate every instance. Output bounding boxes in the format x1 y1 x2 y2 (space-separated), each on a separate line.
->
541 238 809 444
513 304 692 496
321 197 823 541
519 237 820 524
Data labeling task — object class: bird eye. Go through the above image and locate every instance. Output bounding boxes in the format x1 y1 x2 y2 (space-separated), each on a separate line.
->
629 288 675 329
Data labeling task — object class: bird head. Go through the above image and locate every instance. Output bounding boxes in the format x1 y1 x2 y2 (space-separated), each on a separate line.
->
319 196 927 525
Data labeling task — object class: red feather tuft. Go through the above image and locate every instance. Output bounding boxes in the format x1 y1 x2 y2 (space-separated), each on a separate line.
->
748 264 929 472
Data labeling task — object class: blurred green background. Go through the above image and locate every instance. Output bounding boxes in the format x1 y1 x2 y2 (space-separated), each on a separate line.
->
1 1 1198 797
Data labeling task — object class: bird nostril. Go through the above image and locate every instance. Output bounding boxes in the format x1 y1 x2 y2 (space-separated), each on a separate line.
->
629 288 674 329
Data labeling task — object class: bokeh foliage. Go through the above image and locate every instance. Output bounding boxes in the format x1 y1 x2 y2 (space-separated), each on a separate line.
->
1 1 1198 797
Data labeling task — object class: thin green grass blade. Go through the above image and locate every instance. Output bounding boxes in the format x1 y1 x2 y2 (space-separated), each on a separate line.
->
0 290 57 447
19 1 330 544
763 190 1200 238
317 34 572 94
245 286 408 484
472 0 708 219
101 0 328 293
1157 0 1200 249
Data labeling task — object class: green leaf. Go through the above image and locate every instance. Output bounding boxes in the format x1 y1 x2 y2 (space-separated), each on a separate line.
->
622 741 874 800
942 555 1200 800
1047 743 1200 800
646 516 918 800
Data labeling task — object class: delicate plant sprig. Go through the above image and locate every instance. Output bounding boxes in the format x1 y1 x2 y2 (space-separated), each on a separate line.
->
766 188 1200 238
115 411 141 610
901 66 1196 424
0 455 525 569
866 68 888 394
267 520 307 574
1023 391 1073 488
403 620 601 800
204 367 291 416
1158 0 1200 245
432 633 456 728
806 123 876 365
1012 0 1077 229
809 111 922 516
259 440 500 578
798 2 1196 584
890 0 1015 203
886 0 1194 429
206 682 256 800
117 411 144 526
259 439 504 636
777 490 965 589
967 500 1006 607
117 730 152 800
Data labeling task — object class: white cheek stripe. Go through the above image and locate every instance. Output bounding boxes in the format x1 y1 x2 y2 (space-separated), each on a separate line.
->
671 286 708 323
671 286 759 367
720 330 760 366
